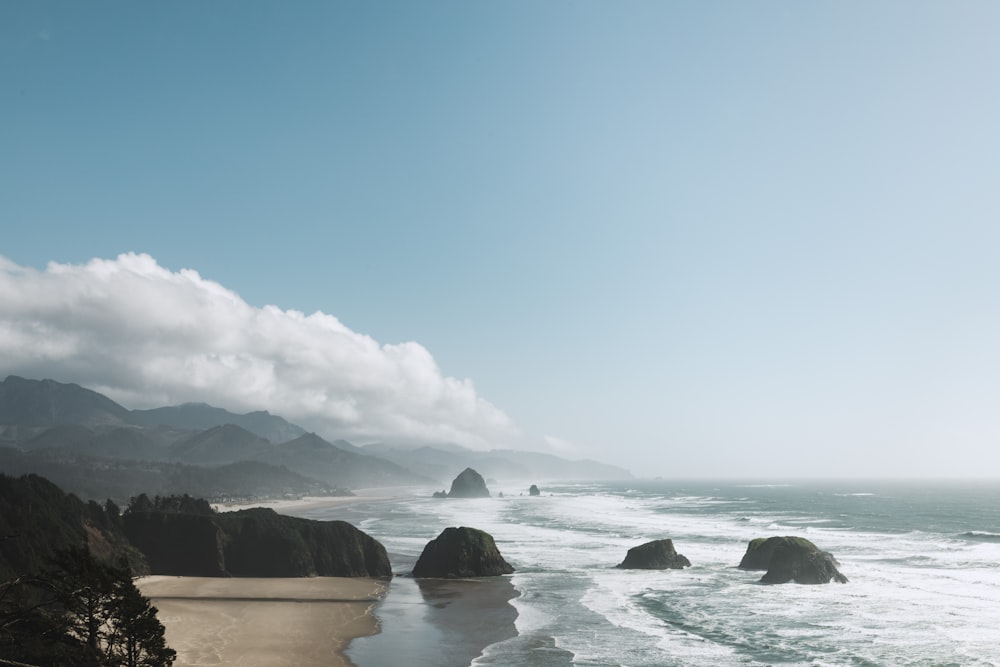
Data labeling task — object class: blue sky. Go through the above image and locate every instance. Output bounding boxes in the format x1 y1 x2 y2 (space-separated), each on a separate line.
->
3 1 1000 477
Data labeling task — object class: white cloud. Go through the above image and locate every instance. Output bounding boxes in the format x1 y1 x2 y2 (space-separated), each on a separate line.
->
0 253 518 447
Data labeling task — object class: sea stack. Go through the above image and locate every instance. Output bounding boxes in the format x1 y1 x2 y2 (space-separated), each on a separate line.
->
739 536 847 584
528 484 541 496
411 526 515 578
617 539 691 570
447 467 491 498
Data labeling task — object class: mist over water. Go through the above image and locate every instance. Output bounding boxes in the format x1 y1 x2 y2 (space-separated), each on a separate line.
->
298 480 1000 666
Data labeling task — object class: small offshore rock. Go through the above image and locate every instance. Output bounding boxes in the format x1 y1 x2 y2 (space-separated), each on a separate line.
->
412 526 515 578
617 539 691 570
739 536 847 584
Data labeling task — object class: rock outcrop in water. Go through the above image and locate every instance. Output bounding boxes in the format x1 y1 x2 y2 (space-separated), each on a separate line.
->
617 539 691 570
411 526 514 578
739 536 847 584
446 467 491 498
124 507 392 578
529 484 541 496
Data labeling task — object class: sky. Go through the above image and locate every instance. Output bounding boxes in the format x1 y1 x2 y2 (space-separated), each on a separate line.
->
2 1 1000 478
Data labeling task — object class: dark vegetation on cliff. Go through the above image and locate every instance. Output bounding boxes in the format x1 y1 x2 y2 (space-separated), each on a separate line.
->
0 448 337 507
123 498 392 578
0 473 145 581
0 471 393 664
0 474 174 666
0 547 176 667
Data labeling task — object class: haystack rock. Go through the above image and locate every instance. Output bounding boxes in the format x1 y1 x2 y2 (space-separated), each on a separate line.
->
447 467 491 498
617 539 691 570
528 484 541 496
411 526 515 578
739 536 847 584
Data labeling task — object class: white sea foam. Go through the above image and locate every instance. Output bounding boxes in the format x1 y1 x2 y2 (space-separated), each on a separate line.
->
305 481 1000 666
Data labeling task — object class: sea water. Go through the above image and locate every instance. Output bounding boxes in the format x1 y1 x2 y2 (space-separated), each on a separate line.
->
299 480 1000 666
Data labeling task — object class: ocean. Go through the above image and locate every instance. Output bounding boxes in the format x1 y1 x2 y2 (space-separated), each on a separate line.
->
296 479 1000 666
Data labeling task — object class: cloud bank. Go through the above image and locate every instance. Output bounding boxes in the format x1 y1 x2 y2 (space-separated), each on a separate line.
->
0 253 517 447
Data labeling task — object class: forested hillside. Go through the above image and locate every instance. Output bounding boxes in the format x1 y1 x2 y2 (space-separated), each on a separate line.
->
0 474 173 666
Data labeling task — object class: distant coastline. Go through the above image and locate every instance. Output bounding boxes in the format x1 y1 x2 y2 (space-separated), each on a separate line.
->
211 489 395 514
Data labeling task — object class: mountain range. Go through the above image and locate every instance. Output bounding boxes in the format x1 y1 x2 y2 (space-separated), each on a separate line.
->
0 375 632 502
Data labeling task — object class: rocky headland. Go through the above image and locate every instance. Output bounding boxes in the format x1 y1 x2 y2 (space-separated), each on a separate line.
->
124 505 392 578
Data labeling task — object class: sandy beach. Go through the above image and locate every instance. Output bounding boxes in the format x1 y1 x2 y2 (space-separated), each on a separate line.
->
150 492 521 666
211 488 402 515
138 576 388 667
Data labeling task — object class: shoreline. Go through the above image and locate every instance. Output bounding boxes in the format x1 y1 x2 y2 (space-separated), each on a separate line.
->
211 487 402 515
156 490 522 666
348 576 520 667
138 576 388 667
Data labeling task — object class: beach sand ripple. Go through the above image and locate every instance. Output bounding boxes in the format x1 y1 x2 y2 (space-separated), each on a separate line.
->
138 576 387 667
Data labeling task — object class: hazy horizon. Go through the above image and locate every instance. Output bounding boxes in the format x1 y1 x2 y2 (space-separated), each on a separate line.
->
3 2 1000 478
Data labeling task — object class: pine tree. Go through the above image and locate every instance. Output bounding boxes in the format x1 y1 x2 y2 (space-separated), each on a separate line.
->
104 575 175 667
1 549 174 667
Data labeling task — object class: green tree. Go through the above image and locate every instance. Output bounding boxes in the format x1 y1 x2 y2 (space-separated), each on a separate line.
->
52 547 115 661
105 576 175 667
0 549 174 667
0 573 78 665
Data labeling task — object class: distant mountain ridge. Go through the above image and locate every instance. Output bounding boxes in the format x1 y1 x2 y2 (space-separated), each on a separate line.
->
0 375 303 443
0 375 132 430
0 375 633 501
0 376 430 498
130 403 305 443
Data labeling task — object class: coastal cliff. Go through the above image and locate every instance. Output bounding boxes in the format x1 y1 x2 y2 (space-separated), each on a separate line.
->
124 506 391 578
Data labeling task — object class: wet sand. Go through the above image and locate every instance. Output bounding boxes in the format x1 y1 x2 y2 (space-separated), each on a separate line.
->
145 494 521 666
347 576 520 667
138 576 388 667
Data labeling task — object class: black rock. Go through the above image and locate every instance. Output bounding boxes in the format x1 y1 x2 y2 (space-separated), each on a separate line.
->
739 536 847 584
617 539 691 570
528 484 541 496
412 526 514 578
447 467 491 498
124 507 392 578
